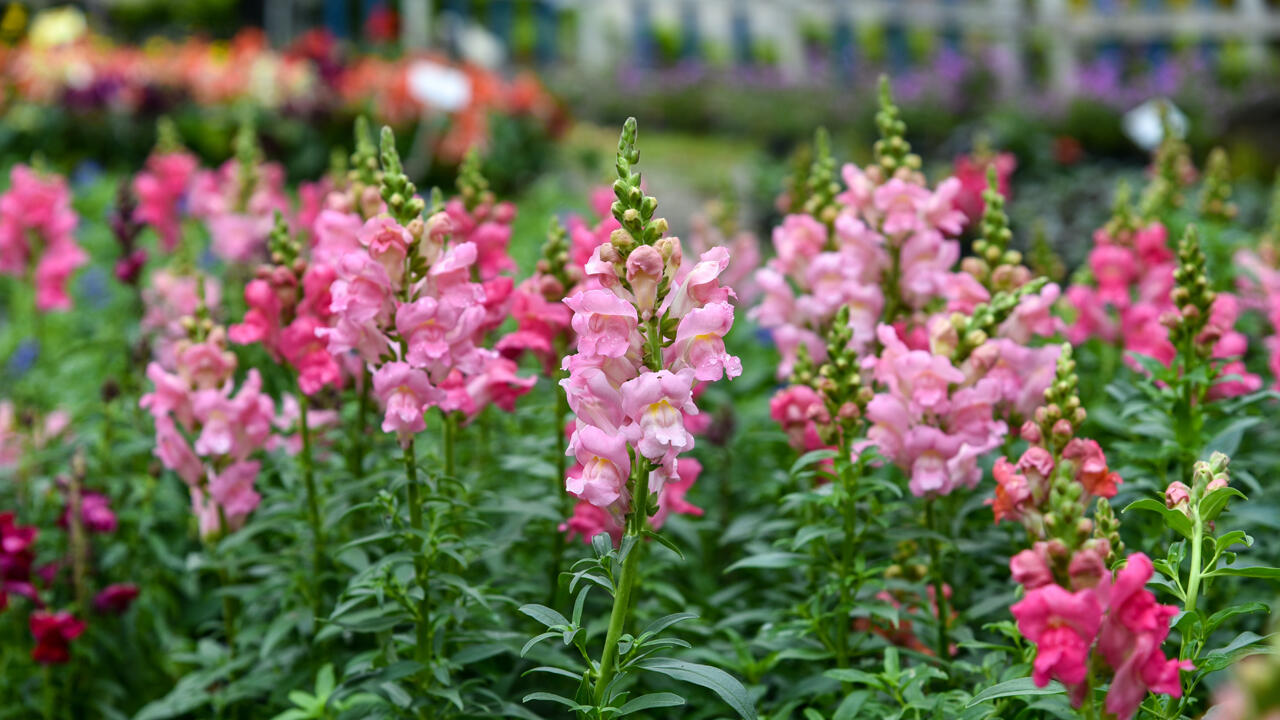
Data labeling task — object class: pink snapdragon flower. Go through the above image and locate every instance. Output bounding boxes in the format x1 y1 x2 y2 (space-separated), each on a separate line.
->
621 369 699 465
1011 583 1103 689
132 150 198 251
567 424 632 508
189 159 290 263
373 362 443 443
0 165 86 312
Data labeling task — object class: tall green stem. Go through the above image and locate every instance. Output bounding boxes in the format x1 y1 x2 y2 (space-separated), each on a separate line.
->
298 392 324 617
547 383 571 606
403 438 433 680
834 440 859 672
925 499 950 660
592 456 652 706
1181 507 1205 666
442 412 456 481
349 367 372 479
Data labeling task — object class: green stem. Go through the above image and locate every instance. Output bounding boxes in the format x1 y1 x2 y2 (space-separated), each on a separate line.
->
442 412 456 481
592 456 652 707
298 392 324 618
547 383 571 606
350 367 372 479
925 499 950 660
1181 507 1205 666
834 437 858 673
403 438 434 682
42 666 54 720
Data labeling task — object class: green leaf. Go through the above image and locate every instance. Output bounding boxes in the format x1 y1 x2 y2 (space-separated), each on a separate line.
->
824 668 883 689
1200 486 1247 524
522 631 561 657
617 692 686 715
639 613 698 640
1206 602 1268 636
635 658 756 720
833 691 870 720
268 711 311 720
523 692 588 711
966 678 1065 707
643 529 685 560
314 664 335 699
1124 498 1193 540
1209 563 1280 580
726 552 806 572
519 604 570 629
790 449 837 478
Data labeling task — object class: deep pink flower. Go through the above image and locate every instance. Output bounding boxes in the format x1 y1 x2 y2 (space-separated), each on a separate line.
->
359 215 411 287
61 492 117 534
1062 438 1120 498
951 151 1015 225
990 457 1032 524
280 316 343 395
559 500 621 545
1009 546 1053 590
133 151 198 251
94 583 140 615
30 611 86 664
1010 584 1103 688
463 351 536 417
1090 245 1137 307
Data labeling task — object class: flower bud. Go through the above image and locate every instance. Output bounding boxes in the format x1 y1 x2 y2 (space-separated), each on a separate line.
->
626 245 664 317
1020 420 1042 444
1165 481 1191 510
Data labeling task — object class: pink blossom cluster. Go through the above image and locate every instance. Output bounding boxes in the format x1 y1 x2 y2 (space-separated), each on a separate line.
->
140 328 275 537
685 212 762 307
228 238 342 396
865 324 1008 497
0 165 87 312
751 168 969 378
951 150 1016 227
141 270 222 369
132 149 199 251
558 226 741 541
1068 219 1259 397
189 159 290 263
319 207 534 444
1011 552 1191 719
991 423 1120 531
0 402 72 470
1234 244 1280 389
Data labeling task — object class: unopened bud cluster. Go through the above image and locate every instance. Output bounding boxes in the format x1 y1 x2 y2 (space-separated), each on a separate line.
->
1027 343 1087 454
378 127 426 226
1198 147 1237 223
811 306 873 445
1163 225 1216 356
802 128 841 228
961 167 1031 293
871 76 923 183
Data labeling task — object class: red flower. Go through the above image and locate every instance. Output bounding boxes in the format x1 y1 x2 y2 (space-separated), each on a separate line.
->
94 584 140 615
30 611 86 664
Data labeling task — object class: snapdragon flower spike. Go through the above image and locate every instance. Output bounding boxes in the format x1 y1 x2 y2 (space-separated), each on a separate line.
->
497 218 575 372
140 303 274 538
0 164 87 312
189 114 290 263
1162 225 1261 397
1010 553 1191 718
132 116 198 252
1066 183 1177 354
958 166 1029 294
322 126 534 443
110 181 147 285
559 117 739 536
751 77 970 379
951 137 1016 228
1198 147 1237 223
229 214 342 395
1139 104 1195 219
802 128 841 228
